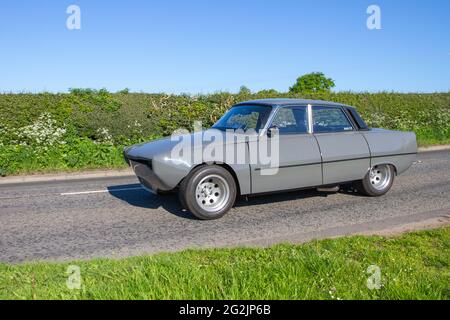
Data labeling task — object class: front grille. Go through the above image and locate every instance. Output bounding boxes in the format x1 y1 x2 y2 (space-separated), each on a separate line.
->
125 155 152 170
132 158 152 170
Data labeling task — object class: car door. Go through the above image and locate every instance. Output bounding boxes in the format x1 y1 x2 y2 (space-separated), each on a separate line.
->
312 106 370 185
250 106 322 193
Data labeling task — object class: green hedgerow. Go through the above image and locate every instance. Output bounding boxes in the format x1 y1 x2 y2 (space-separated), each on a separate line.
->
0 91 448 176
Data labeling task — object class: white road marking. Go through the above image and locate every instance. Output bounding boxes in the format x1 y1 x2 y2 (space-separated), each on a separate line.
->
61 187 143 196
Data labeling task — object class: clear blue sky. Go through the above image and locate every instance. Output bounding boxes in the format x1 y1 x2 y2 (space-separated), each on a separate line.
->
0 0 449 93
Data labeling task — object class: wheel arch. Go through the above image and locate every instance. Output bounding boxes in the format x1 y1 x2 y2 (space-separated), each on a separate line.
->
369 161 398 176
182 162 242 196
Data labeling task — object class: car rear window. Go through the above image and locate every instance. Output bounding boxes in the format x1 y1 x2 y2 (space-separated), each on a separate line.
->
312 106 354 133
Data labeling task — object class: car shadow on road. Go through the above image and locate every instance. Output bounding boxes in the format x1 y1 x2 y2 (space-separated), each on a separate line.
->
108 183 360 220
107 184 196 220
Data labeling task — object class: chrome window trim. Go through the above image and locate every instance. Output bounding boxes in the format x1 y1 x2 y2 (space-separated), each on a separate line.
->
307 104 313 134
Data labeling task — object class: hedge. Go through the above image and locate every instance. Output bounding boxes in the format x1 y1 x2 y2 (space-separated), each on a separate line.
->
0 90 448 175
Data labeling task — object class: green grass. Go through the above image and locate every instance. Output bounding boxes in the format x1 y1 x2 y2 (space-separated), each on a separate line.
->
0 228 448 300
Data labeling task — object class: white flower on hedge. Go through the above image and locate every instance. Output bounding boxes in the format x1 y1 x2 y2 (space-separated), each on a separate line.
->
96 127 113 144
18 113 67 147
365 112 386 128
0 123 7 145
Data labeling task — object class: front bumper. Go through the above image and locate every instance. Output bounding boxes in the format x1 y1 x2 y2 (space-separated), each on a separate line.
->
123 150 170 193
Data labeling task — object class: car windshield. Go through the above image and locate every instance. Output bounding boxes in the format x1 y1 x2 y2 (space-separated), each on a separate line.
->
212 105 272 132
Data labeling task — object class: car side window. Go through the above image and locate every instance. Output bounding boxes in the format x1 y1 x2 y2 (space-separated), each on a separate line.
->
312 106 354 133
271 107 308 134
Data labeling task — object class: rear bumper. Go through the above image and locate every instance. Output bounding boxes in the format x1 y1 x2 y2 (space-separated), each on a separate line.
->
124 151 171 193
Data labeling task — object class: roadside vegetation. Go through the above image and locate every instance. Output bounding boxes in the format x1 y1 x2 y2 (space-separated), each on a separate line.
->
0 228 448 300
0 87 449 176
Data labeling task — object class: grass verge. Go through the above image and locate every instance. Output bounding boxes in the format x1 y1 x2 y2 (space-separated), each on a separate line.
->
0 228 448 300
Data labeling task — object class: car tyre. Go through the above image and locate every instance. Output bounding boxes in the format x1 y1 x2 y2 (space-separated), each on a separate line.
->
356 164 395 196
179 165 237 220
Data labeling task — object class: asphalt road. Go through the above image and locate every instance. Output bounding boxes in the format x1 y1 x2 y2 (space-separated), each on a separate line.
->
0 150 449 263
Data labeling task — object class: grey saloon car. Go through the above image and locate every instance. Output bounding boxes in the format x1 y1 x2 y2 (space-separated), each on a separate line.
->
124 99 417 220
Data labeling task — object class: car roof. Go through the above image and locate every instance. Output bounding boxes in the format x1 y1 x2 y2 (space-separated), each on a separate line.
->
235 98 355 109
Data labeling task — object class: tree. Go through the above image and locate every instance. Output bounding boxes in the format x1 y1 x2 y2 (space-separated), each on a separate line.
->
257 89 279 95
289 72 335 94
238 86 251 95
118 88 130 94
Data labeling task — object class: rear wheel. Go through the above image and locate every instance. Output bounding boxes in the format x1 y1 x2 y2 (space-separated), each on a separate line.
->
356 164 395 196
179 165 237 220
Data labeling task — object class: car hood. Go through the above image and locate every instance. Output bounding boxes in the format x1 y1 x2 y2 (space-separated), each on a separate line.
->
125 136 179 159
125 129 257 160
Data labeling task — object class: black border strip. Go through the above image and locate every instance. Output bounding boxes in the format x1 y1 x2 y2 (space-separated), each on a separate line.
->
371 152 417 158
254 152 417 171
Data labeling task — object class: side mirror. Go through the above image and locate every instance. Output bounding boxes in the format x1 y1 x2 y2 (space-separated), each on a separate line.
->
267 126 279 138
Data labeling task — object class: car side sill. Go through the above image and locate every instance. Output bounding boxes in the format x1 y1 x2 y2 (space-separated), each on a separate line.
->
253 152 418 171
246 181 356 198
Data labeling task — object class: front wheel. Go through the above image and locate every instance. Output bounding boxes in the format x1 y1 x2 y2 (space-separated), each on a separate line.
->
356 164 395 196
179 165 237 220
